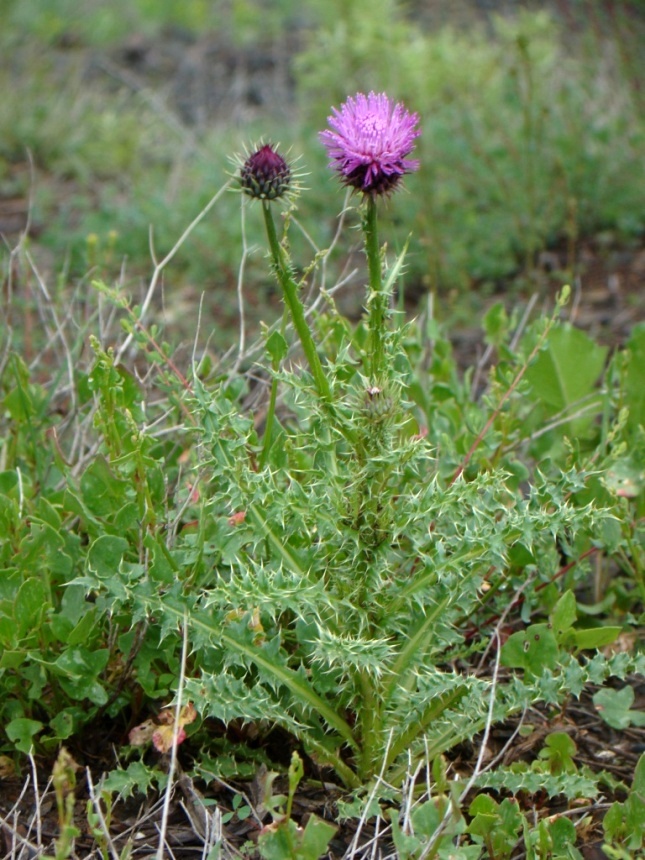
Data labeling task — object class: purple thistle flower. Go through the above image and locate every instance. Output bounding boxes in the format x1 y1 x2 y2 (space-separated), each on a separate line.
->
319 91 420 197
240 143 291 201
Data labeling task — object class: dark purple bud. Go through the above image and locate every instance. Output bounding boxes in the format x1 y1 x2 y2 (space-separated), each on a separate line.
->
240 144 291 201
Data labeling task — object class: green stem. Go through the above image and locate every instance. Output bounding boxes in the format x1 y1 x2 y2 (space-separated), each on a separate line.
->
259 311 287 468
262 202 331 403
359 670 380 779
363 195 386 382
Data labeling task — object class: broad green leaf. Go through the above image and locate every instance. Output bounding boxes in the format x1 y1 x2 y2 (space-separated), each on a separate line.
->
526 324 607 432
54 646 110 677
390 818 421 860
258 821 295 860
0 471 18 494
265 330 288 363
593 686 645 730
49 708 84 740
66 609 99 647
299 815 338 859
6 718 44 753
412 798 443 838
87 534 129 578
0 616 18 648
483 301 509 347
494 799 524 858
633 753 645 795
500 623 559 676
468 810 497 839
541 732 577 775
80 455 130 517
550 590 577 642
602 802 626 842
604 457 645 499
547 816 578 852
573 627 621 651
144 533 176 584
34 497 62 529
0 651 24 669
15 579 49 636
624 324 645 435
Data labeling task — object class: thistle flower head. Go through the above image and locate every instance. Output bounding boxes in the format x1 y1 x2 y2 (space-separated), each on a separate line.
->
319 91 420 197
238 142 292 201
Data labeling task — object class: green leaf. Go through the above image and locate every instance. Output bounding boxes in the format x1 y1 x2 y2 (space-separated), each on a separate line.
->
266 330 288 363
168 603 360 787
80 456 130 517
54 646 110 678
14 578 49 636
526 324 607 432
500 623 559 676
411 798 443 838
49 708 84 740
51 646 110 704
625 781 645 849
144 533 176 584
258 821 295 860
6 718 44 753
602 768 645 853
593 686 645 730
550 590 577 642
0 616 18 649
468 796 522 859
0 471 19 494
468 809 497 839
87 534 129 578
101 761 163 798
382 237 410 297
0 651 24 669
299 815 338 860
483 301 509 347
66 608 99 647
604 457 645 499
540 732 577 775
624 324 645 435
390 818 421 860
602 802 625 843
573 626 621 651
634 753 645 796
547 816 579 854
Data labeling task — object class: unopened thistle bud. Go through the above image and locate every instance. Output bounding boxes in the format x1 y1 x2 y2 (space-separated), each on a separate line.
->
239 143 291 201
363 384 396 424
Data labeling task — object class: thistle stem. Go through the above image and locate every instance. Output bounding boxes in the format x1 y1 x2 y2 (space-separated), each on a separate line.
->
364 195 386 382
259 311 287 468
359 670 379 779
262 202 331 403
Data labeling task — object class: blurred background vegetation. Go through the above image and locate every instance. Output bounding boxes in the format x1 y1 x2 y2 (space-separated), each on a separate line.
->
1 0 644 347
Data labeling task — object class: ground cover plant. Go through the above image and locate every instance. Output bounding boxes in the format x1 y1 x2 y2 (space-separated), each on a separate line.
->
1 64 645 858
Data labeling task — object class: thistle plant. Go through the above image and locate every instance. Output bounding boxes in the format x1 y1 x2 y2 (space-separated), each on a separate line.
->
65 94 640 800
148 92 631 790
